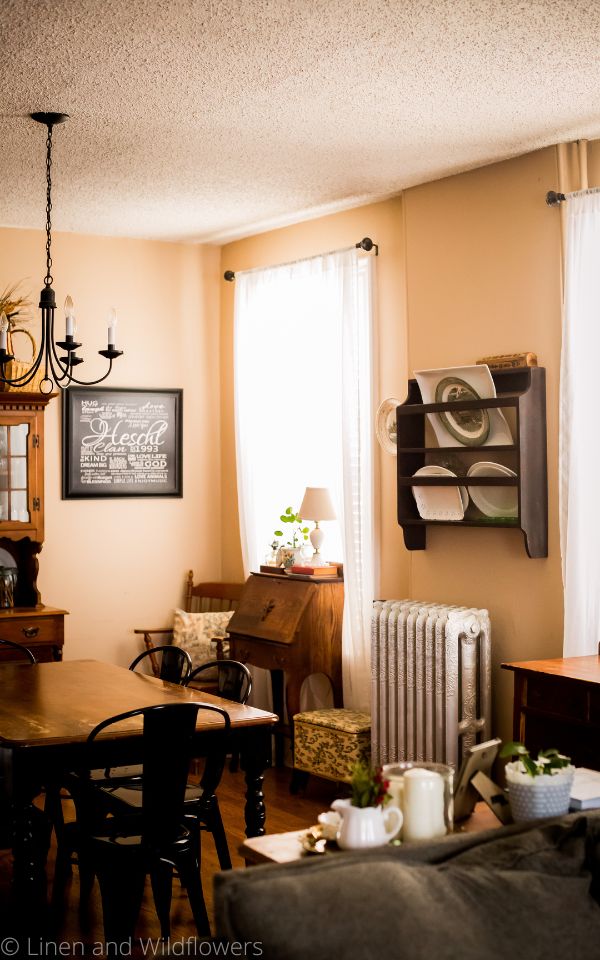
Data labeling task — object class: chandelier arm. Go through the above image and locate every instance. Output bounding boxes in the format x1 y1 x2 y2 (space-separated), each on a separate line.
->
54 360 115 388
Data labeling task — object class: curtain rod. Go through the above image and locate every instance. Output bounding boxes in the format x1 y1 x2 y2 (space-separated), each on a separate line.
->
223 237 378 281
546 187 600 205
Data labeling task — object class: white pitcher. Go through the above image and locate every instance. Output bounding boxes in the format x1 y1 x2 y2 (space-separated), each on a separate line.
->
331 798 403 850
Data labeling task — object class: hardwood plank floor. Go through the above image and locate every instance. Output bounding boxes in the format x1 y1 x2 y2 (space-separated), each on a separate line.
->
0 768 339 949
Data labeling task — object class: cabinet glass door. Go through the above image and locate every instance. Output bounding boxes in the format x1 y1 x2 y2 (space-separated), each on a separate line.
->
0 423 30 523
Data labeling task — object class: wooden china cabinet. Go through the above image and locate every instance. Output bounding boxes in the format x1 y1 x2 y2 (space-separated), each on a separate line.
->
0 392 67 662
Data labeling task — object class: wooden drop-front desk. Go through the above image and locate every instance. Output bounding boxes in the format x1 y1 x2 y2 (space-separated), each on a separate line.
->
228 572 344 764
502 656 600 769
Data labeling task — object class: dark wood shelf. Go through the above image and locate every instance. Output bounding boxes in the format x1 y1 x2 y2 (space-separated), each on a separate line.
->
396 366 547 557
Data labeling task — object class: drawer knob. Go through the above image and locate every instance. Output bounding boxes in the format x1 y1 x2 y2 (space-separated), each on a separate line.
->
22 627 39 639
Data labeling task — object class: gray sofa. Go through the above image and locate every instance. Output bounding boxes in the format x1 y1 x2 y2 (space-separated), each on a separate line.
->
214 813 600 959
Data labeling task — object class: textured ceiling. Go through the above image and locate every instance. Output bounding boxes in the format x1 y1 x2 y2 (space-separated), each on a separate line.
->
1 0 600 244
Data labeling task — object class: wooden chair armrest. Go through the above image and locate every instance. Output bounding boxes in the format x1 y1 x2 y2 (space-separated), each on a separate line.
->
211 637 226 660
133 628 173 636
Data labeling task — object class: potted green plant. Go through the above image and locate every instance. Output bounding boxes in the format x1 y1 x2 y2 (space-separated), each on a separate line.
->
274 507 310 567
500 741 575 821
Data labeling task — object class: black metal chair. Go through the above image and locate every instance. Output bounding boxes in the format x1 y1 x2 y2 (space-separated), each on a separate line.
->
182 660 252 869
92 659 252 876
50 644 193 872
0 637 37 663
76 701 230 942
185 659 252 704
129 644 193 684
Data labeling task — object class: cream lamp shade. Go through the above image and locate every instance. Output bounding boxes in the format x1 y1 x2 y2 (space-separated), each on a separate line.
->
298 487 336 563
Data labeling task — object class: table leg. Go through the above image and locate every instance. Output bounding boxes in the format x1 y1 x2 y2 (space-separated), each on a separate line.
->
240 726 272 837
271 669 285 767
7 754 49 934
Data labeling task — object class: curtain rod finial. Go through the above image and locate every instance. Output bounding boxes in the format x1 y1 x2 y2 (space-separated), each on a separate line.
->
224 270 235 282
356 237 378 255
546 191 566 206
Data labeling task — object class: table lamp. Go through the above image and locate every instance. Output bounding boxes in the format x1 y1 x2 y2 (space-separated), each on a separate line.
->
298 487 336 564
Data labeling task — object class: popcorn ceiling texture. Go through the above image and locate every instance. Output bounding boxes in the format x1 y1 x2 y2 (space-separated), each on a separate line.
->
1 0 599 243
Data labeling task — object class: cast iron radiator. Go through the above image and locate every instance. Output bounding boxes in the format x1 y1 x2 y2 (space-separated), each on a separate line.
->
371 600 491 768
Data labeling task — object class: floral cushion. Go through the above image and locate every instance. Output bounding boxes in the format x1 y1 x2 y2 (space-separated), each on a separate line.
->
172 608 232 668
294 709 372 782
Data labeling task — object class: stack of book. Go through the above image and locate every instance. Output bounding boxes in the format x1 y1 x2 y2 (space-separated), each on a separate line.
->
289 564 338 577
570 768 600 810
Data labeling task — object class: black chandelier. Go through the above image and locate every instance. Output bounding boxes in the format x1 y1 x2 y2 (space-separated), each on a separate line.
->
0 112 123 394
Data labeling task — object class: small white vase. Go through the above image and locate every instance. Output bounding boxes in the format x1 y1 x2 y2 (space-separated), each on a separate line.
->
331 798 403 850
505 761 575 821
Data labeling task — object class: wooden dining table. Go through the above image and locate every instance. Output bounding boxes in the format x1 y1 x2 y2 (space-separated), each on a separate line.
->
0 658 276 926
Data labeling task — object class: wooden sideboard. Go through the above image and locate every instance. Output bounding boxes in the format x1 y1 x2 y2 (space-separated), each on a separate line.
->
0 605 67 662
228 572 344 765
502 656 600 769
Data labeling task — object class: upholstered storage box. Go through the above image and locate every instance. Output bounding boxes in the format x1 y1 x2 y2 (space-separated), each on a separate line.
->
293 708 371 782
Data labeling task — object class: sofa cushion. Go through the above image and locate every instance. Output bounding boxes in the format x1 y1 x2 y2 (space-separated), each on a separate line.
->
214 814 600 960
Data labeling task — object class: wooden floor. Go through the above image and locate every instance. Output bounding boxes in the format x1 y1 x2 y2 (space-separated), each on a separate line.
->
0 767 339 948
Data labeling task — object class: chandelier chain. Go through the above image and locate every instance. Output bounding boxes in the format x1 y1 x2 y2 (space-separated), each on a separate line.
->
44 123 53 287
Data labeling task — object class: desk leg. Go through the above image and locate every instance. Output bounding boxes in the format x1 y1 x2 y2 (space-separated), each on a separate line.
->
240 726 272 837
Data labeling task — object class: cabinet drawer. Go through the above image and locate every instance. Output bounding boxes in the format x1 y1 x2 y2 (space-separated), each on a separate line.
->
527 674 588 721
229 635 295 671
0 616 63 648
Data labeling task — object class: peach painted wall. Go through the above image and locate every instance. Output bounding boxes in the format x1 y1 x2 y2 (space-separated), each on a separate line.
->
0 227 221 666
220 145 566 743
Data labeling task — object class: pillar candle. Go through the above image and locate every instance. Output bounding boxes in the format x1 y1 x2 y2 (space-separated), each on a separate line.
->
402 767 447 841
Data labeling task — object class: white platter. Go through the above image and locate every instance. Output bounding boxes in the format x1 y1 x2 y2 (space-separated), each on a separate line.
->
375 398 400 455
467 461 518 518
412 465 467 521
414 365 513 448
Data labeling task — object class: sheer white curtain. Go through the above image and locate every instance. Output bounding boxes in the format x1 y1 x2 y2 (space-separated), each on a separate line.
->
560 190 600 656
234 248 374 710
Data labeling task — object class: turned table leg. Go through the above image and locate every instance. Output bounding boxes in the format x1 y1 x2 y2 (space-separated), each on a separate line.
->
240 726 272 837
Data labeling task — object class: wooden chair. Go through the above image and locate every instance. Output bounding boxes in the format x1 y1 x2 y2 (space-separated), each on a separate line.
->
133 571 244 670
0 637 37 664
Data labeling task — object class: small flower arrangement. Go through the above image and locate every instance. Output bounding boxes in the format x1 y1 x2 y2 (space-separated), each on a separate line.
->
350 762 391 808
500 741 571 777
274 506 309 549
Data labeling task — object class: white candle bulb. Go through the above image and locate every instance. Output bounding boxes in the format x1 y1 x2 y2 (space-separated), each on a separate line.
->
0 312 7 352
64 295 75 337
108 307 117 346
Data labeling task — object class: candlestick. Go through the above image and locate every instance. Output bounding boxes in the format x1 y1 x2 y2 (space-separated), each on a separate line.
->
0 313 7 352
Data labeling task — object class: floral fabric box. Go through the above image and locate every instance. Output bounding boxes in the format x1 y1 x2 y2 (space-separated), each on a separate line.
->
293 708 371 783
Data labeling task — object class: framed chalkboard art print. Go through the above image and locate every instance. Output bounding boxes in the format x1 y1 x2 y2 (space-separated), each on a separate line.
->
62 387 182 499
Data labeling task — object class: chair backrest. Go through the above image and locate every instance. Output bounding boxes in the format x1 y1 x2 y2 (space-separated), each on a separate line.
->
86 702 230 847
0 637 37 664
185 572 244 614
129 644 192 684
185 659 252 704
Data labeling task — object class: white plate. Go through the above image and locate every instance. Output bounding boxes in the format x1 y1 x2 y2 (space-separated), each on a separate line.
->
414 365 513 448
375 398 400 455
467 461 518 518
412 466 466 521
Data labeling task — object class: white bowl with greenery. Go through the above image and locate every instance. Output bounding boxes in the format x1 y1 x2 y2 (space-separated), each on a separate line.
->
501 742 574 822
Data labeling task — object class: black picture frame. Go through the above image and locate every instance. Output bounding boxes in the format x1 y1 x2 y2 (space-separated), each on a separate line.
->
62 387 183 499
